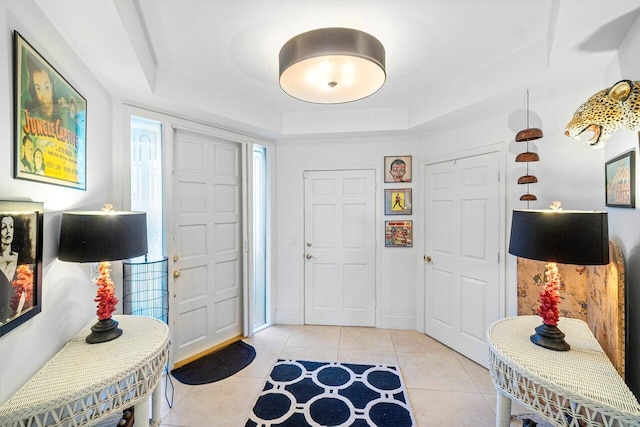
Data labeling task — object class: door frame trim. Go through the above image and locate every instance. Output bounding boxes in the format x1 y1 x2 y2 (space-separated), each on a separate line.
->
416 142 507 334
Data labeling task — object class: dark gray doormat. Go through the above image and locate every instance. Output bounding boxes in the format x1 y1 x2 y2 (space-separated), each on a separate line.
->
171 341 256 385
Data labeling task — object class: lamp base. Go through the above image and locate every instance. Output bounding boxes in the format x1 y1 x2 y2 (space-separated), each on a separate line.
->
86 318 123 344
530 323 570 351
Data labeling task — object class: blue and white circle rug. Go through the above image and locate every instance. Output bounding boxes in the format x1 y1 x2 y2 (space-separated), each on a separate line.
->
246 360 416 427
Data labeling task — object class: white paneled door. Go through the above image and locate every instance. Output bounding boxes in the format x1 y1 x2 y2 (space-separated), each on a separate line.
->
172 129 243 364
304 170 376 326
424 152 500 367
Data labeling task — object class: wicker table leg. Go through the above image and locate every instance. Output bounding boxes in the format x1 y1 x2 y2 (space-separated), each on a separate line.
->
151 384 162 426
134 397 150 427
496 390 512 427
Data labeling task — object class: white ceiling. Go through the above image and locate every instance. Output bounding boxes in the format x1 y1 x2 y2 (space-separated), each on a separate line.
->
36 0 640 140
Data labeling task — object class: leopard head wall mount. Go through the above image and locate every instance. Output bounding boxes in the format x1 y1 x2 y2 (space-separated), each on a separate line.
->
565 80 640 149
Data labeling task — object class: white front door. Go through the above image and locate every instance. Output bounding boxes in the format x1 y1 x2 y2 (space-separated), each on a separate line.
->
424 152 501 367
304 170 376 326
171 129 243 364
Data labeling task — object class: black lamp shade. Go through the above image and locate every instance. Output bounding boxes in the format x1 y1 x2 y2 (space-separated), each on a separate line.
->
58 211 148 263
509 210 609 265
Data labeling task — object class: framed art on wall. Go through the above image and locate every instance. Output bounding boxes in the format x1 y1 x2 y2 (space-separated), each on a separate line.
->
14 31 87 190
385 188 412 215
605 150 635 208
385 220 413 247
0 200 44 338
384 156 412 183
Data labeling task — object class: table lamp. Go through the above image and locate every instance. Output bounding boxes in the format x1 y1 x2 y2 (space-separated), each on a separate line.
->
58 205 147 344
508 203 609 351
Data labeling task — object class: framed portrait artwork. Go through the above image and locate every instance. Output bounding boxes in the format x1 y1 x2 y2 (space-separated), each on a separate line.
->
384 156 412 183
385 220 413 247
385 188 412 215
14 31 87 190
0 200 44 338
605 150 635 208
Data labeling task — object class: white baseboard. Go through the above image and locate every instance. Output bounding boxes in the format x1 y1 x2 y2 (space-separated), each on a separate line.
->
377 315 417 330
273 312 417 330
274 311 303 325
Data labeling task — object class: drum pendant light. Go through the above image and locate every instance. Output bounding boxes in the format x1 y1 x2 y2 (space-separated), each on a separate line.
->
279 28 386 104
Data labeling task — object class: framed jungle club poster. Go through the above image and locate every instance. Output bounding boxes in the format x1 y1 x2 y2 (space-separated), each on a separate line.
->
14 31 87 190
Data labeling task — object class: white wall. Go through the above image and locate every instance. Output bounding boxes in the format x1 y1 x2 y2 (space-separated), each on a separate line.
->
274 135 419 329
0 1 115 402
605 12 640 396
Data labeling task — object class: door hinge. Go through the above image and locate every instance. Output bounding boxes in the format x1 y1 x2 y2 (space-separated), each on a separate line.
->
497 252 500 263
497 171 500 182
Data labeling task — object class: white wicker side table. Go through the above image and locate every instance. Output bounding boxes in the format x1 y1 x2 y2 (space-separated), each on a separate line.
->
487 316 640 427
0 315 169 427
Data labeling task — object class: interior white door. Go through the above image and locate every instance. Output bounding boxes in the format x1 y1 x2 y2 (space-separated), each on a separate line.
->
304 170 376 326
424 152 500 367
172 129 243 364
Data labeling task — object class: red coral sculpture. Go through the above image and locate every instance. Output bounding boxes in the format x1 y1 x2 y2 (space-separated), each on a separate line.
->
10 264 33 316
94 262 118 320
537 263 560 326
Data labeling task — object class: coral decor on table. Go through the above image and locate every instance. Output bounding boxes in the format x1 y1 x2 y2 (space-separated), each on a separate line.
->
93 202 118 320
537 201 563 327
527 201 571 351
95 262 118 320
10 264 33 316
538 263 560 326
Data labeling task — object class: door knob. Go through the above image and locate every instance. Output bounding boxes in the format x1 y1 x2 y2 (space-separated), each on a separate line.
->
424 255 432 263
305 253 315 260
173 270 181 278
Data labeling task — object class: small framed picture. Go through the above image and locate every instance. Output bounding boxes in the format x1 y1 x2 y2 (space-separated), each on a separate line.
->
605 150 635 208
384 156 412 183
385 220 413 247
385 188 412 215
0 200 44 338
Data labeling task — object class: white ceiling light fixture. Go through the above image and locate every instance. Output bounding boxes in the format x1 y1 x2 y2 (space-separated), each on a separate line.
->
279 27 386 104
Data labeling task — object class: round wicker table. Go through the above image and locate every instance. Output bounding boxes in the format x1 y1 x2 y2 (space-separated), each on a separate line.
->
0 315 169 427
487 316 640 427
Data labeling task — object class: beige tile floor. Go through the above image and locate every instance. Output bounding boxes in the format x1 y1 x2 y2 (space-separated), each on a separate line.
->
157 325 531 427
